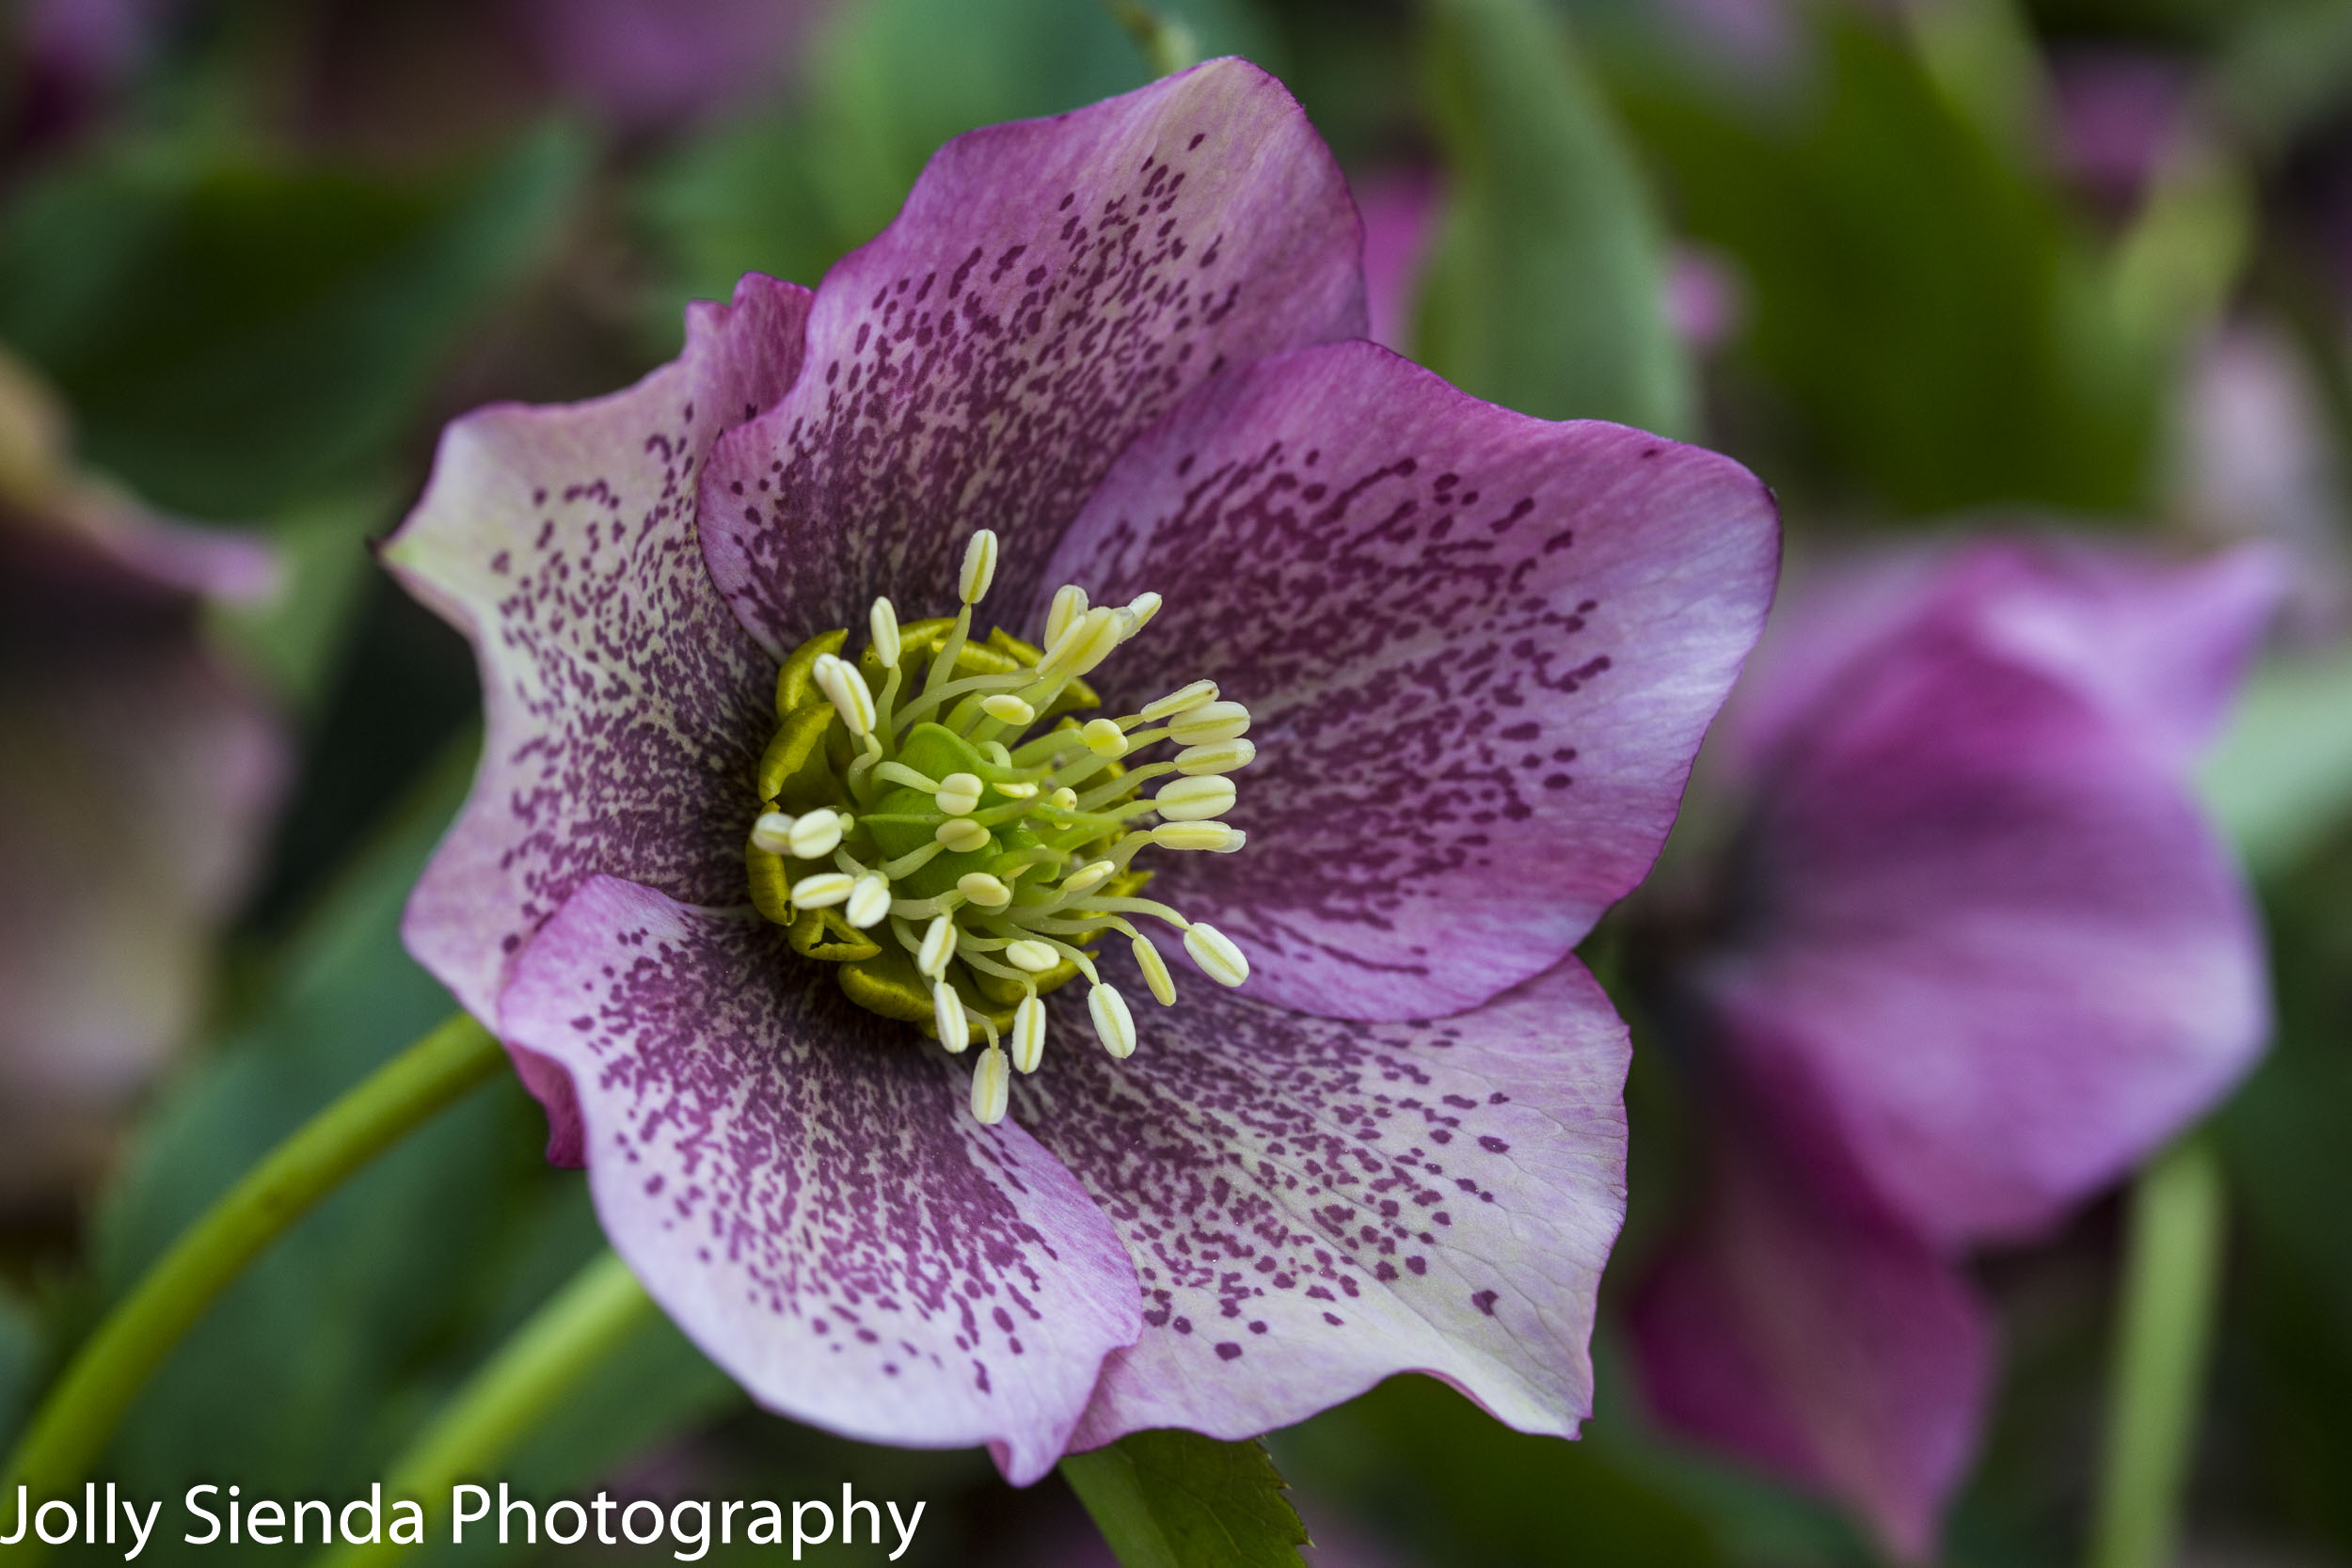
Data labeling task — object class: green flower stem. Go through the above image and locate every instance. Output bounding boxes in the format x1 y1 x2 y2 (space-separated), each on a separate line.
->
318 1250 656 1567
1 1012 504 1515
2086 1135 2229 1568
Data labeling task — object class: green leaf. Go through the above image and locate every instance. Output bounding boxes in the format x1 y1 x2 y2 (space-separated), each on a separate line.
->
1621 13 2154 515
2216 821 2352 1555
0 124 587 518
1417 0 1692 436
0 1290 36 1452
2198 645 2352 879
636 0 1278 325
1274 1373 1736 1567
1060 1430 1309 1568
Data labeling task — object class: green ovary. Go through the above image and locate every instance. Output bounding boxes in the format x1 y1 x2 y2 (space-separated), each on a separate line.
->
740 533 1254 1114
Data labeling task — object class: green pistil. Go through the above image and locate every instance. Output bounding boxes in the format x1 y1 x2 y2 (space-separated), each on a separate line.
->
746 618 1151 1042
745 537 1253 1121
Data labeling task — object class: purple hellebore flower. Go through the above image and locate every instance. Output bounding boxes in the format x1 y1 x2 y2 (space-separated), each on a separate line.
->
0 349 288 1208
1629 535 2281 1560
385 61 1777 1481
508 0 830 133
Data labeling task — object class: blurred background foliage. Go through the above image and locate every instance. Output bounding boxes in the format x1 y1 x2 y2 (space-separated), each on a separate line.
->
3 0 2352 1563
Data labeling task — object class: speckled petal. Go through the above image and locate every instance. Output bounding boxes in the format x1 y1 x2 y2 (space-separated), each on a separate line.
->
1024 958 1628 1450
497 875 1143 1482
1703 550 2271 1246
382 274 810 1158
1037 341 1778 1020
1629 1118 1991 1564
698 57 1366 654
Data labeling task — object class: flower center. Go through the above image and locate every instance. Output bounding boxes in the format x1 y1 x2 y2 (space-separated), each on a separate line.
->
746 530 1255 1124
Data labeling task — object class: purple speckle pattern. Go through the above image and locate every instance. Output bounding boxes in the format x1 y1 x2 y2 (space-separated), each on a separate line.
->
697 58 1366 656
498 876 1142 1482
383 275 810 1070
1030 958 1629 1450
1038 342 1780 1021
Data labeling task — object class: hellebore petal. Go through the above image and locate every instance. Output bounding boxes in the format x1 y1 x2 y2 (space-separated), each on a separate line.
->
0 354 288 1205
497 875 1144 1483
698 56 1367 653
1629 1117 1992 1565
1727 538 2282 776
383 274 811 1157
1023 958 1629 1450
1701 543 2276 1246
1355 167 1440 356
1038 341 1779 1021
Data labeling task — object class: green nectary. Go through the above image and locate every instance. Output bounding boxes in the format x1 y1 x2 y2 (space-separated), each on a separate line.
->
739 531 1255 1125
746 617 1152 1040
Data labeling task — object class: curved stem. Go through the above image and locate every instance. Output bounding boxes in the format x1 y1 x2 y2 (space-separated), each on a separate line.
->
317 1250 655 1567
2085 1136 2228 1568
1 1013 504 1518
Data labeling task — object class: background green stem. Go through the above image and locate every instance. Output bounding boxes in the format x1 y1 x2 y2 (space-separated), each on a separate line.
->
2086 1136 2229 1568
316 1250 656 1567
1 1013 502 1523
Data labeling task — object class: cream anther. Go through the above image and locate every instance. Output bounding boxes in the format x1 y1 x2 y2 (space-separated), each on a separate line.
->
1006 939 1059 973
1122 592 1163 633
789 872 854 911
750 811 796 856
1011 997 1047 1073
932 980 968 1053
1089 984 1136 1058
1152 819 1240 850
1140 680 1217 721
1038 606 1124 680
1175 738 1255 775
869 597 901 665
917 914 957 978
995 780 1040 800
935 817 991 854
810 654 877 736
958 872 1012 908
935 772 983 816
980 694 1035 724
787 812 847 859
1168 700 1248 745
1155 776 1236 822
960 529 999 605
1048 786 1078 811
1081 717 1128 759
1184 923 1249 987
1062 859 1115 896
846 874 892 929
1132 936 1176 1006
1046 583 1089 647
971 1045 1010 1123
